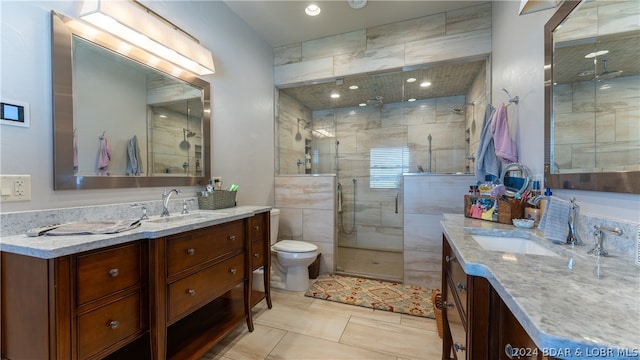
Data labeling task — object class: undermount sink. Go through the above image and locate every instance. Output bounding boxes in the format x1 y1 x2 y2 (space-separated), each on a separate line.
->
146 212 224 224
470 234 559 257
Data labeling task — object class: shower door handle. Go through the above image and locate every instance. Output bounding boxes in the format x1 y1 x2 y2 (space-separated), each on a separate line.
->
395 193 398 214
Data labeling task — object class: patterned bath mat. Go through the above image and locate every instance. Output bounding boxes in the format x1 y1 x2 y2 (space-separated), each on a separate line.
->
305 274 435 318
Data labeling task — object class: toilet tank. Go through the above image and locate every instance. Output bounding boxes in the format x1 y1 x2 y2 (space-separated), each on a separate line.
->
270 208 280 245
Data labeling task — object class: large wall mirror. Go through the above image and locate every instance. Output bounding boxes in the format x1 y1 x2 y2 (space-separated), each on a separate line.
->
544 0 639 193
52 11 211 190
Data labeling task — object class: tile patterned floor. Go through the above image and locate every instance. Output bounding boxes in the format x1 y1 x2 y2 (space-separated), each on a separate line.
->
201 288 442 360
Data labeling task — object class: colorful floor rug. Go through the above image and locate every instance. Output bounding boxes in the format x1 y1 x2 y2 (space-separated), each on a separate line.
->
305 274 435 318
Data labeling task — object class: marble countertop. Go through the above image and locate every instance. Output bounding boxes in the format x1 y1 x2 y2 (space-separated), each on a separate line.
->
0 205 271 259
441 214 640 359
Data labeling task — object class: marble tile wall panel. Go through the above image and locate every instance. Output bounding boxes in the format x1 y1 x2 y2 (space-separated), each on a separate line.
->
594 141 640 169
274 176 335 210
274 43 302 66
404 175 473 215
553 112 596 145
333 44 405 78
596 1 640 36
405 29 491 67
445 3 492 35
274 57 334 86
553 4 597 43
302 30 366 61
365 14 445 50
274 175 336 274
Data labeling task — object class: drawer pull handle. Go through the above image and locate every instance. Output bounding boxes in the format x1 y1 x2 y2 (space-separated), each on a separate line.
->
445 255 456 263
254 253 260 258
230 268 237 274
229 235 236 241
108 268 119 277
454 343 466 352
456 282 467 291
187 289 196 296
253 225 260 230
443 301 453 308
186 248 195 255
108 320 120 329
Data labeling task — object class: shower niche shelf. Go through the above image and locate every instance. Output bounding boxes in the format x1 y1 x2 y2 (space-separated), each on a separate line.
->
304 139 312 174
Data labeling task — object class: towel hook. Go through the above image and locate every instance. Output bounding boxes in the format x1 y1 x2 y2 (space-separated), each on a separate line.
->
502 88 519 105
99 131 105 140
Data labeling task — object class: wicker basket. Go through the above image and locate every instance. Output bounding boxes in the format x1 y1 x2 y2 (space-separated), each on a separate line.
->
431 288 444 339
197 190 237 210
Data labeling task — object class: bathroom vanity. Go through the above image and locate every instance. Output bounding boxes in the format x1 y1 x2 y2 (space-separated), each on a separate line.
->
0 206 271 360
440 214 639 360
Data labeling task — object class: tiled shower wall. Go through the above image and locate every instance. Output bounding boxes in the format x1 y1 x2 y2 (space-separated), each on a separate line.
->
553 75 640 172
403 174 474 289
150 107 203 176
274 175 336 276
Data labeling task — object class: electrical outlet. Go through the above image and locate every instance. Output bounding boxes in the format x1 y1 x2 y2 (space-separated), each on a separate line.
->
0 175 31 202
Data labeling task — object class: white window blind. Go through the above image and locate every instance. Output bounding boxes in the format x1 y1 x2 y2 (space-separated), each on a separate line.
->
370 147 410 189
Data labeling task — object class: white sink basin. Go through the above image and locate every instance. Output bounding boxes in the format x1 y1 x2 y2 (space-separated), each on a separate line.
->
146 212 222 224
470 234 559 257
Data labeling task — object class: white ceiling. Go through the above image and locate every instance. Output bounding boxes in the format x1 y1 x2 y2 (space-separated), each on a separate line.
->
224 0 484 48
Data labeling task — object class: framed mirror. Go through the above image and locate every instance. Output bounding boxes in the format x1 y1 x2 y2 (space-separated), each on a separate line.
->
52 11 211 190
544 0 639 193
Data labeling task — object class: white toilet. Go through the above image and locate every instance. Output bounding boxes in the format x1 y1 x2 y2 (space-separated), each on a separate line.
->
270 209 319 291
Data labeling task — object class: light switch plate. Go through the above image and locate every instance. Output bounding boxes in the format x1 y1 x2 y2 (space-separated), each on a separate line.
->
0 175 31 202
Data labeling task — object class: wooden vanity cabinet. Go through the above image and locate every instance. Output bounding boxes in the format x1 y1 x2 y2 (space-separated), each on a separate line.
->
248 211 272 310
442 236 558 360
442 236 492 360
149 219 252 360
1 241 148 360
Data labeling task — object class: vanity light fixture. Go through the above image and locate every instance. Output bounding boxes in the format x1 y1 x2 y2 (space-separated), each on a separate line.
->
305 4 321 16
420 81 432 88
78 0 215 76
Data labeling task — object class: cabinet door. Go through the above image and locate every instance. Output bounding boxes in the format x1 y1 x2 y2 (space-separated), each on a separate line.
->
498 298 550 360
446 277 467 359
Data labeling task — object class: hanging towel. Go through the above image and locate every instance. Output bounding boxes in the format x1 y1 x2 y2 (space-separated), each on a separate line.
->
126 135 144 176
475 104 501 183
97 137 111 176
490 104 518 163
538 197 571 242
46 219 141 236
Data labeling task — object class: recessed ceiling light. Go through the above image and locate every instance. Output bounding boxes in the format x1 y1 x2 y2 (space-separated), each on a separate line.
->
349 85 359 90
347 0 367 9
584 50 609 58
305 4 321 16
359 103 367 107
330 93 340 99
406 78 416 83
420 81 431 88
408 98 416 102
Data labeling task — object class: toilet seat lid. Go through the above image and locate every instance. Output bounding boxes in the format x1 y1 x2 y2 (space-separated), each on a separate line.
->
272 240 318 253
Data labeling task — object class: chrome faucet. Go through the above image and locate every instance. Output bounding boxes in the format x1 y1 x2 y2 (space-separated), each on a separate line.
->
161 188 181 217
588 224 623 257
566 198 584 245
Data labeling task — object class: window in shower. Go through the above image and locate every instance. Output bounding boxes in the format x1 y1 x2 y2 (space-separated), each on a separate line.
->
370 146 410 189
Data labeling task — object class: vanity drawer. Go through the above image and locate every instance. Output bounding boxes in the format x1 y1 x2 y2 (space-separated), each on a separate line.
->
167 253 245 323
444 241 468 318
77 292 142 359
251 238 267 270
166 220 244 277
248 213 267 242
445 285 467 360
76 243 141 305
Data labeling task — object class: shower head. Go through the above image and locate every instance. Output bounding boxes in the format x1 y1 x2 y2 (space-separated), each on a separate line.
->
597 59 623 80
